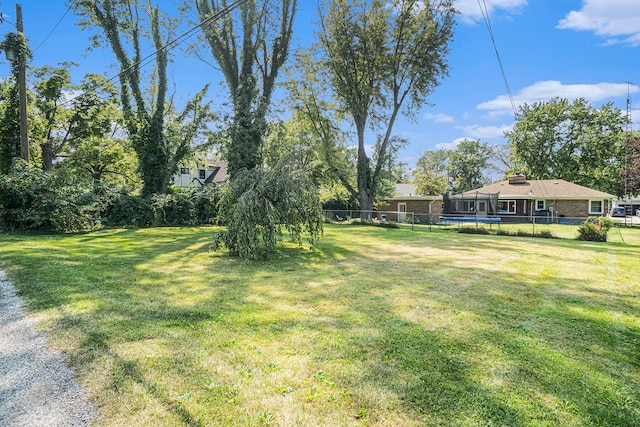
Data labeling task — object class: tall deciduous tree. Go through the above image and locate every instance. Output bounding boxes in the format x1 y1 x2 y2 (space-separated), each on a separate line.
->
66 135 139 187
412 148 450 195
314 0 455 215
282 51 357 198
71 0 213 195
621 133 640 197
192 0 297 175
413 140 495 195
448 139 493 193
506 97 626 195
30 67 120 171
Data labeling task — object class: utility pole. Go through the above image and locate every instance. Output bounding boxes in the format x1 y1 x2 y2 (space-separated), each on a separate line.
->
15 4 28 163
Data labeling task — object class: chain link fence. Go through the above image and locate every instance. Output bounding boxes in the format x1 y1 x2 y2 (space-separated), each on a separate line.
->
323 209 638 238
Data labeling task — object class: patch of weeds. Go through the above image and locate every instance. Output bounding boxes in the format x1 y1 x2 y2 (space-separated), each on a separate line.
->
315 370 336 387
346 218 400 229
375 221 400 229
261 362 279 373
458 226 491 235
306 386 320 402
258 412 276 426
496 229 557 239
274 385 293 395
355 407 367 419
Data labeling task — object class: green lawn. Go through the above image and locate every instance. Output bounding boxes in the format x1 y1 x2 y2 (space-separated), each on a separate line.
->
0 225 639 426
402 220 640 243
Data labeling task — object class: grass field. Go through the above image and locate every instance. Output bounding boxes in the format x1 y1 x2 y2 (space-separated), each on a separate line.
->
0 224 639 426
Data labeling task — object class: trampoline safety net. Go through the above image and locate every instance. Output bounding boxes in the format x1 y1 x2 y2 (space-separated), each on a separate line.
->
443 192 500 216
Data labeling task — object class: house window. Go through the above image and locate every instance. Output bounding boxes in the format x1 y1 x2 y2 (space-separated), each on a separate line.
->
456 200 475 212
589 200 604 215
498 200 516 214
199 169 206 180
536 200 546 211
180 167 189 175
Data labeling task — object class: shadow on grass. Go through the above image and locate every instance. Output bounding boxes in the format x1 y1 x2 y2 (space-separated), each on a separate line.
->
0 225 638 425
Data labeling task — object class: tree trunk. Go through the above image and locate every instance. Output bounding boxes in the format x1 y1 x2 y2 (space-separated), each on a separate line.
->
355 117 374 219
42 139 55 171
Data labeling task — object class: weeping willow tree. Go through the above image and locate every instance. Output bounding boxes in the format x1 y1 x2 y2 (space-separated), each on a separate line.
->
214 158 323 259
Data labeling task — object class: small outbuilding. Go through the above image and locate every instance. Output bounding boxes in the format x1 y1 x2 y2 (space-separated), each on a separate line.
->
381 184 443 223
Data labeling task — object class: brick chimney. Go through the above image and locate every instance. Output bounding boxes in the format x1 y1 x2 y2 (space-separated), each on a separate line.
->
508 174 527 184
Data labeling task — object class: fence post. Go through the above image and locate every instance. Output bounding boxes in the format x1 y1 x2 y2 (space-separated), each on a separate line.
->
532 215 535 235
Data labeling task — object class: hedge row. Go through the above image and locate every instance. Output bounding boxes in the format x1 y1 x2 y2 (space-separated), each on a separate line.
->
0 163 222 233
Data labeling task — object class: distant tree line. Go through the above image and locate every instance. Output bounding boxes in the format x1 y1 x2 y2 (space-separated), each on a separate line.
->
412 98 637 197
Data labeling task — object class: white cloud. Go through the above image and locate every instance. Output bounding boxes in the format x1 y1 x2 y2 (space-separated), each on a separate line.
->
424 112 455 123
457 124 512 139
435 137 467 150
477 80 640 117
557 0 640 46
455 0 527 23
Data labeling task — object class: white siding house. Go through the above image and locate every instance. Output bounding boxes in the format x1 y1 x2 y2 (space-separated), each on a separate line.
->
173 160 228 188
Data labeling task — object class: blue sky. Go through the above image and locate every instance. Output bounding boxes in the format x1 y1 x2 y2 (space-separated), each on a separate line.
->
3 0 640 170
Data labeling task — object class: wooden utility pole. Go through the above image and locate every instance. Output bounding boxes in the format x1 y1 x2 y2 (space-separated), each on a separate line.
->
16 4 28 162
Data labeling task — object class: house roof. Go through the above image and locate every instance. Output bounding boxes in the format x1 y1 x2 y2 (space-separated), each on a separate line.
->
394 183 419 197
204 160 228 184
463 178 615 199
387 184 442 201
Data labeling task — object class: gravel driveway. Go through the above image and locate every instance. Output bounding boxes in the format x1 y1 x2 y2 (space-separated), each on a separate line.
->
0 270 97 426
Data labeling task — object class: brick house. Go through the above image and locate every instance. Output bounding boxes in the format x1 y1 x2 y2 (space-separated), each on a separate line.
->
383 177 615 224
381 184 443 222
456 175 615 223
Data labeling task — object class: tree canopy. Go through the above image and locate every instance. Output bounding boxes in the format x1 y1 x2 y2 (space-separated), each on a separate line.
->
413 139 495 195
71 0 214 195
305 0 456 214
192 0 297 176
621 133 640 197
506 97 627 195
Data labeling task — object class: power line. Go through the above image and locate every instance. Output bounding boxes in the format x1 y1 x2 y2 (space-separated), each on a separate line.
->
477 0 517 117
32 5 72 54
57 0 249 112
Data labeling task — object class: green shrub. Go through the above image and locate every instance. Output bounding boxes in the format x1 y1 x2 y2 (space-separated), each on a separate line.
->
536 230 555 239
576 217 612 242
151 191 196 226
190 185 222 225
100 186 222 228
496 229 557 239
458 226 491 235
375 221 400 229
99 190 153 228
0 162 98 232
346 219 400 229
